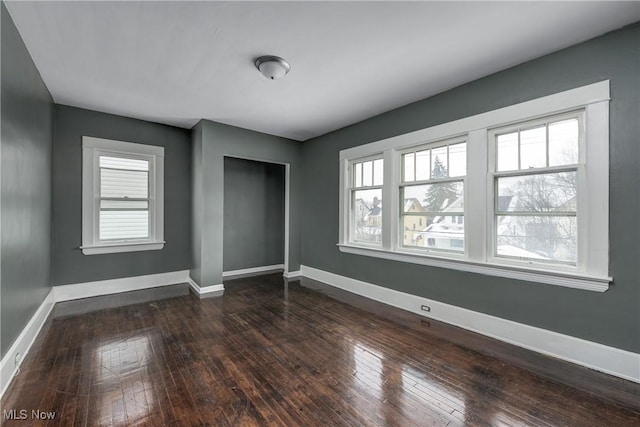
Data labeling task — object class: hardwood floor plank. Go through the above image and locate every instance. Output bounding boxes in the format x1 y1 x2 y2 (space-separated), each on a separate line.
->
1 276 638 426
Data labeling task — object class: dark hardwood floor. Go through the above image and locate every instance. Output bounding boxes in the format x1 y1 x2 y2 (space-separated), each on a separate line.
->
2 273 639 426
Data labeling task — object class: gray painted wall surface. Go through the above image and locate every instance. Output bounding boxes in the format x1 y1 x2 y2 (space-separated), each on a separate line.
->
1 4 54 357
223 157 285 271
190 122 203 285
51 105 192 285
301 23 640 352
191 120 300 287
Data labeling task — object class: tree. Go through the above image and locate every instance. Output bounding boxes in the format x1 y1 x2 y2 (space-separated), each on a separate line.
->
423 157 459 213
498 172 577 260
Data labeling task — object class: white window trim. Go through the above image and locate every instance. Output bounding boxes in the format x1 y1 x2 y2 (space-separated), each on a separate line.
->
486 110 583 271
347 154 385 247
81 136 165 255
397 136 467 255
338 80 611 292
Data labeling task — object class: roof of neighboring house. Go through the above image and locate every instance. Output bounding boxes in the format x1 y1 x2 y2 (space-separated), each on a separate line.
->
355 198 370 210
418 222 464 239
441 196 464 211
404 198 426 213
555 195 577 212
364 205 382 220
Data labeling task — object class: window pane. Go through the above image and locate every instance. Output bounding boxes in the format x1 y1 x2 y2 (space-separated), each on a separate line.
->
100 156 148 171
415 150 430 181
354 162 362 187
403 153 415 182
549 118 579 166
373 159 384 186
497 172 577 213
496 215 576 264
362 161 373 187
520 126 546 169
353 189 382 244
448 143 466 177
100 168 148 199
363 161 373 186
99 210 149 240
497 132 518 171
431 146 448 178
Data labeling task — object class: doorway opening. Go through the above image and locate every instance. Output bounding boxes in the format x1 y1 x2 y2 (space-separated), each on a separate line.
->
223 156 288 278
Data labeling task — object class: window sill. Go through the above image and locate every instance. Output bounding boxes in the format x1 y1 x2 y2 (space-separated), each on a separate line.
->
81 241 165 255
337 244 611 292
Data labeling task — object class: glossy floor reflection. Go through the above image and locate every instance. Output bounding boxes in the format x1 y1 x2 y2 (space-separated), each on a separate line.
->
2 274 639 426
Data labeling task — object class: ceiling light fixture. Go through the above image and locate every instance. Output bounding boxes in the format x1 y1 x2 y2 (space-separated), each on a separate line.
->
255 56 291 80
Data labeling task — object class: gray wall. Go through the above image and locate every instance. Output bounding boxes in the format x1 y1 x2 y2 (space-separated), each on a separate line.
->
1 3 54 357
223 157 285 271
191 120 300 287
301 23 640 353
191 121 203 286
51 105 192 285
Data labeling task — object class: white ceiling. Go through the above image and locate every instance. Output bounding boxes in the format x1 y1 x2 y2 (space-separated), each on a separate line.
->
5 1 640 141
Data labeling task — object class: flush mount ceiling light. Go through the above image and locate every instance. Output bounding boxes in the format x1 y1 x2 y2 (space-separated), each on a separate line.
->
255 55 291 80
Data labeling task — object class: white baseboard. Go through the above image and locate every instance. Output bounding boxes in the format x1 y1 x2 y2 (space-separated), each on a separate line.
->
187 277 225 296
4 265 636 406
300 265 640 383
222 264 284 278
54 270 191 302
0 288 56 399
283 270 302 278
1 269 198 400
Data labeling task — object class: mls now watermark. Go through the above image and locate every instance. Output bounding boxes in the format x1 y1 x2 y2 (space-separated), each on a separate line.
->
3 409 56 420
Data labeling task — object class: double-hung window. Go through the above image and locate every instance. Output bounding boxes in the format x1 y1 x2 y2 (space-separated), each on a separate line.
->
81 137 165 255
348 156 384 246
338 81 611 291
489 112 581 267
400 138 466 253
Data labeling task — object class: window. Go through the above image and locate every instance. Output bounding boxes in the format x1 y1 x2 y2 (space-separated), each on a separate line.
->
490 112 581 265
400 139 466 253
81 137 164 255
349 156 383 245
338 81 611 291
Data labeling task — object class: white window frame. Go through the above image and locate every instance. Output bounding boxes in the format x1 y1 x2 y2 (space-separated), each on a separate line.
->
346 154 384 248
81 136 165 255
487 110 583 272
338 81 611 292
397 136 468 257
